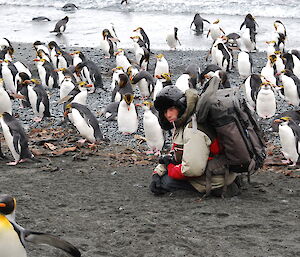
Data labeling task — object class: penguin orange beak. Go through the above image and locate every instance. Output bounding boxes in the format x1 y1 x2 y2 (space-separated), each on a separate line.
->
274 119 283 123
85 84 93 88
33 58 40 62
155 74 162 79
135 103 141 107
63 111 69 117
0 203 6 207
114 52 120 56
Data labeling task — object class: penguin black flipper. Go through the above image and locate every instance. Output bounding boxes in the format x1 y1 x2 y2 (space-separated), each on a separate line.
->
36 86 51 117
250 74 261 103
23 230 81 257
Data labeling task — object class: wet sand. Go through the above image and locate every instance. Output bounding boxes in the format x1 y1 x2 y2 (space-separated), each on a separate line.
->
0 42 300 256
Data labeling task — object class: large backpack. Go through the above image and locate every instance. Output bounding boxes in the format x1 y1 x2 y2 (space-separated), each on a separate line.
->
196 77 266 181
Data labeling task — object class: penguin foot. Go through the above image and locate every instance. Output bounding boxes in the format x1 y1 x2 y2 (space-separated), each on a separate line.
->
33 116 43 122
145 150 154 155
281 159 291 165
6 161 19 166
77 139 87 144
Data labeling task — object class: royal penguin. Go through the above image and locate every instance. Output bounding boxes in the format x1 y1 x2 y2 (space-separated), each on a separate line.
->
129 70 155 99
282 53 300 79
36 49 51 63
55 50 73 69
23 79 51 122
70 51 86 66
15 72 31 108
190 13 210 34
14 61 32 79
117 93 138 134
214 42 233 72
153 73 172 101
0 59 18 94
74 60 104 93
273 20 287 52
238 28 256 52
110 66 125 91
33 41 50 55
207 19 225 41
154 54 169 77
0 78 12 115
166 27 181 50
59 75 76 99
261 54 277 86
278 69 300 106
139 101 164 155
100 29 115 58
0 194 81 257
64 102 106 144
130 36 149 70
33 58 58 89
55 67 76 86
0 38 12 51
0 112 34 165
238 51 253 79
244 74 261 111
112 73 133 102
266 40 278 57
256 81 276 119
114 49 132 73
0 46 14 61
274 116 300 166
240 13 258 50
133 27 150 51
50 16 69 34
48 41 62 67
273 51 285 74
100 101 120 121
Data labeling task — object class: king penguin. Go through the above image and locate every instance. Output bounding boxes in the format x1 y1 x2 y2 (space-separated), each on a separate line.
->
0 194 81 257
0 112 34 165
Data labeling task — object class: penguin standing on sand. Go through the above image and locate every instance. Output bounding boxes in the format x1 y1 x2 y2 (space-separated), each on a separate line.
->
100 29 115 58
244 74 261 111
190 13 210 34
256 82 276 119
59 76 76 99
166 27 181 50
0 112 34 165
139 101 164 155
130 36 149 70
114 49 132 72
64 102 106 144
56 50 73 69
207 19 225 41
0 59 18 94
130 70 155 99
50 16 69 34
133 27 150 51
112 73 133 102
282 52 300 78
36 49 51 63
117 93 138 134
214 42 233 72
0 78 12 115
261 54 277 86
154 54 169 77
33 58 58 88
23 79 51 122
274 117 300 166
0 194 81 257
238 51 253 79
75 60 104 93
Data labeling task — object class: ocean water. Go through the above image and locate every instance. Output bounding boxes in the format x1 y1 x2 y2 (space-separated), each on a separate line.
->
0 0 299 51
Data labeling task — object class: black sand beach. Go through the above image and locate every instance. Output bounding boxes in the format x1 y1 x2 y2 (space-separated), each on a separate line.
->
0 42 300 257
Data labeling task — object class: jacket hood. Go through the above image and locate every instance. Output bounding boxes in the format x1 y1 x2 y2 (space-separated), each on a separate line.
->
154 85 198 130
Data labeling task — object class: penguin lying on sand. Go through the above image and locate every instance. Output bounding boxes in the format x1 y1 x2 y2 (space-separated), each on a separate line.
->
0 112 35 165
0 194 81 257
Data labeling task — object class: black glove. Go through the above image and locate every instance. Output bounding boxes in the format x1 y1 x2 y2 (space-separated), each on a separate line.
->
149 174 167 195
158 154 177 166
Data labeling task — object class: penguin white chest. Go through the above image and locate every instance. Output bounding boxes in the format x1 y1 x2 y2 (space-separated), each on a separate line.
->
166 34 177 49
143 110 164 152
153 80 163 101
72 109 96 143
256 87 276 119
175 74 189 93
0 217 27 257
37 65 47 87
282 76 300 106
238 52 251 78
137 79 150 98
117 101 138 134
28 86 44 117
279 124 299 164
154 59 169 77
244 76 256 110
0 87 12 114
0 118 20 161
2 66 16 94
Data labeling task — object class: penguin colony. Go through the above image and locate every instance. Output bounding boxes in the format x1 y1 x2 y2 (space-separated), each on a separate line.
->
0 7 300 255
